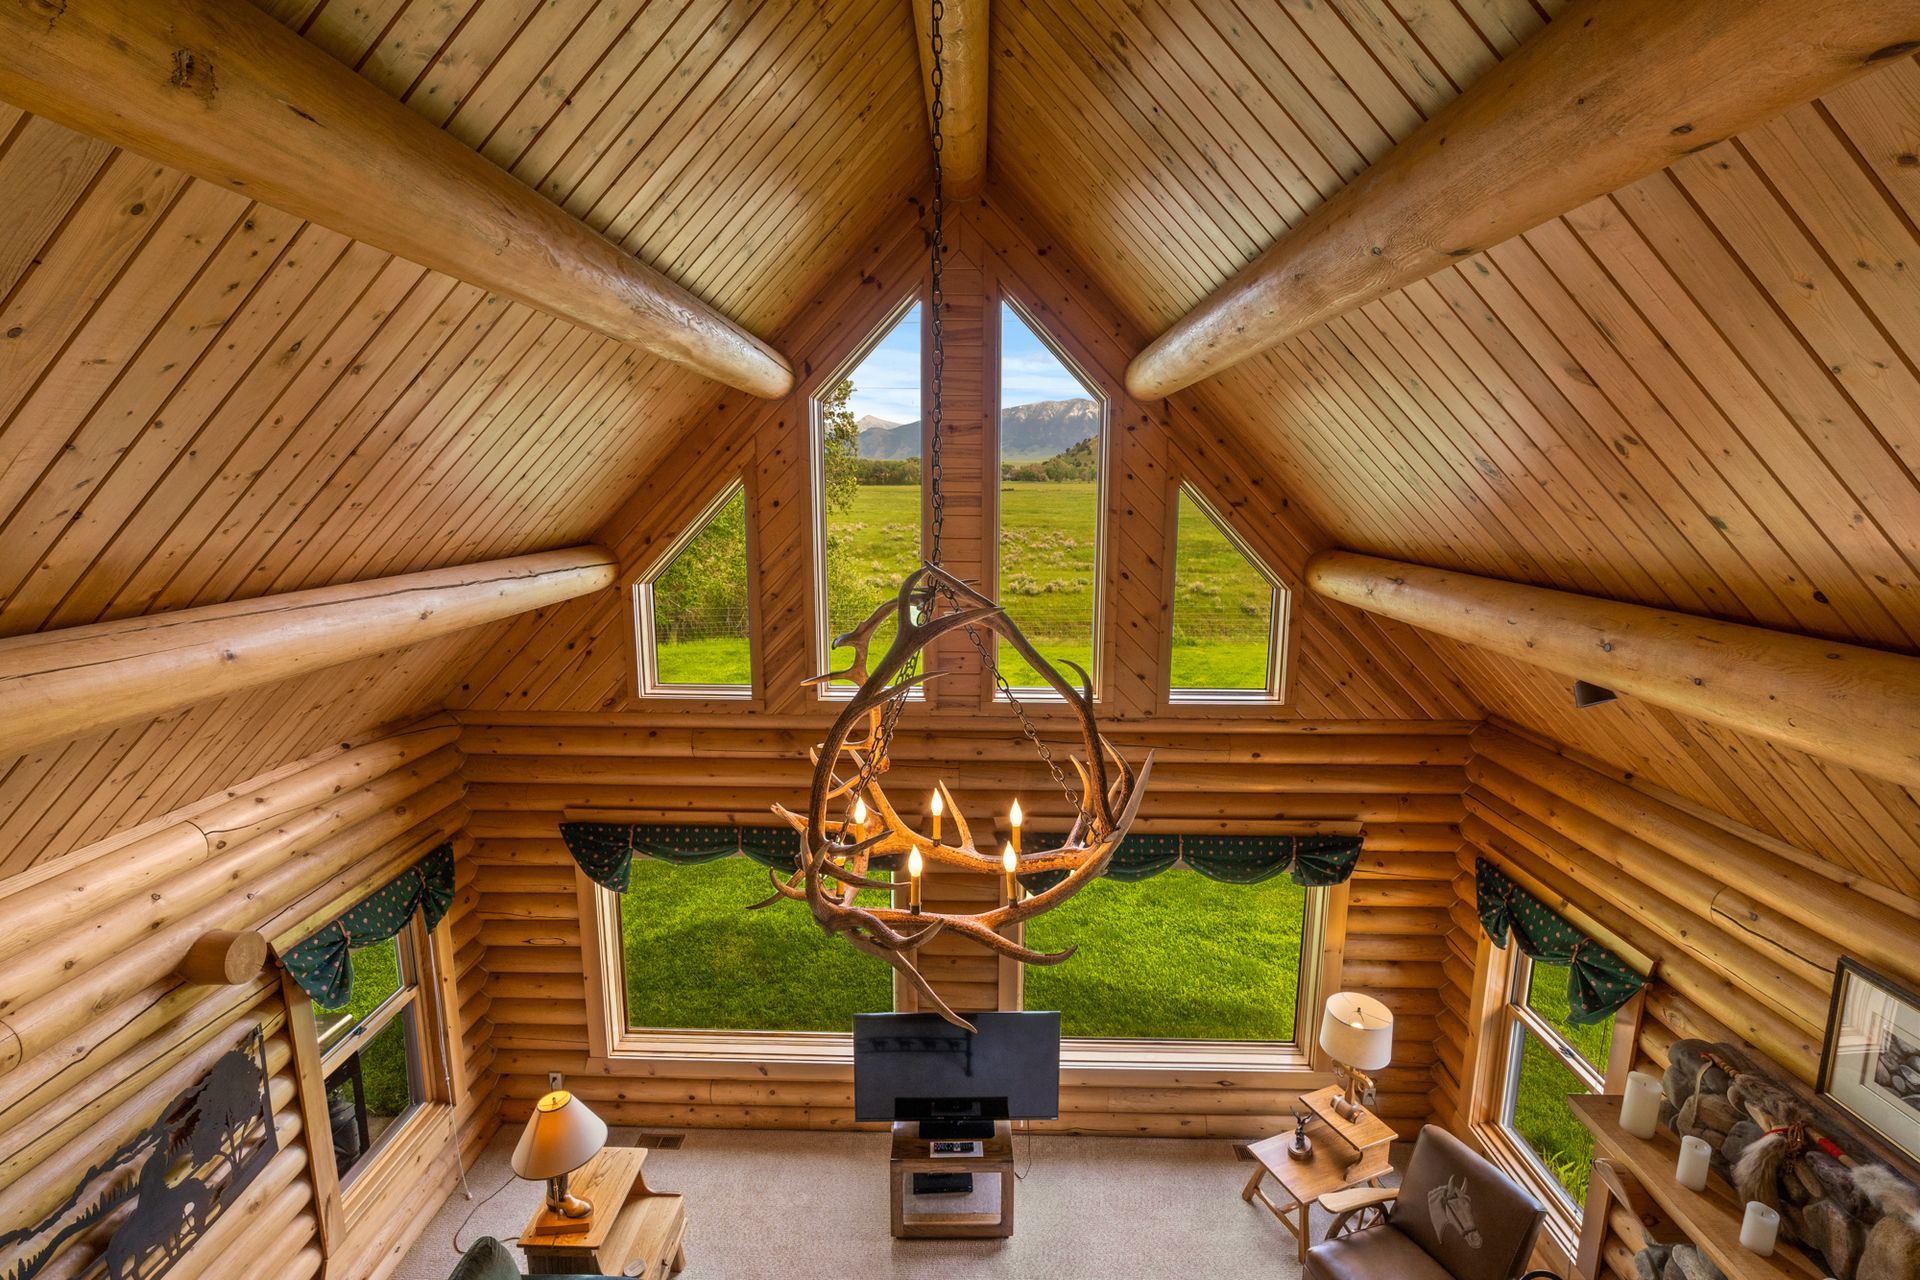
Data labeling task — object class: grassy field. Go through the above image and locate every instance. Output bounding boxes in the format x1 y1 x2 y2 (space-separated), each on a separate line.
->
655 481 1277 690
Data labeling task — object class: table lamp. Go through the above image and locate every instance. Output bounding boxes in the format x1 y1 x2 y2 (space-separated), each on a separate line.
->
1319 991 1393 1120
512 1089 608 1220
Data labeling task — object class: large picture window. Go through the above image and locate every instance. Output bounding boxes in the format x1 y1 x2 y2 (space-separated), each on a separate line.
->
814 300 922 690
618 858 895 1034
1024 873 1317 1045
996 300 1104 691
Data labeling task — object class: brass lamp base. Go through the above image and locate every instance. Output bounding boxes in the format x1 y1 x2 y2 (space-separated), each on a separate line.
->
1330 1065 1377 1120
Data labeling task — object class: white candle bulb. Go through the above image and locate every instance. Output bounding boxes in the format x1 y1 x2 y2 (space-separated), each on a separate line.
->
852 796 868 825
1009 798 1023 853
908 848 923 878
929 789 943 841
1002 842 1018 902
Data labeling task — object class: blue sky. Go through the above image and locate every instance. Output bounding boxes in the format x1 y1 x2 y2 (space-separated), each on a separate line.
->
841 301 1091 423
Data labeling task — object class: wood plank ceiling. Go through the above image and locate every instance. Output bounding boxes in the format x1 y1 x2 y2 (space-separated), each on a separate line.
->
3 0 1918 898
0 0 926 864
987 0 1920 892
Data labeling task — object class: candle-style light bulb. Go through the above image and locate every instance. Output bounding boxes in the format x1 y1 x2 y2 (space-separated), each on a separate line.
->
930 789 943 842
1002 842 1018 902
852 796 868 826
907 847 923 912
1009 798 1023 854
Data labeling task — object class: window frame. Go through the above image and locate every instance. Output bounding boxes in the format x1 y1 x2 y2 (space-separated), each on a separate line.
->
990 291 1112 704
1471 944 1639 1263
284 912 456 1250
1163 481 1291 707
809 293 924 704
632 477 759 701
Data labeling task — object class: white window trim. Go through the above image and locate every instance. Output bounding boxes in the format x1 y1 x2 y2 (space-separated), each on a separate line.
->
632 478 756 700
1165 481 1291 706
992 293 1110 705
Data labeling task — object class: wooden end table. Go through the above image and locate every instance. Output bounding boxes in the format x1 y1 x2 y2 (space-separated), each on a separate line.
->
518 1147 687 1278
1241 1086 1394 1263
889 1121 1015 1239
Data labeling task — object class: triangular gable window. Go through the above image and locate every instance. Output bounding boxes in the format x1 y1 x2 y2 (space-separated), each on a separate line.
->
635 481 754 697
1168 484 1287 702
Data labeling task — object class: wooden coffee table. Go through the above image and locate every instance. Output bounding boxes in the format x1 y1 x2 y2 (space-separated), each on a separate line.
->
1241 1087 1394 1263
518 1147 687 1278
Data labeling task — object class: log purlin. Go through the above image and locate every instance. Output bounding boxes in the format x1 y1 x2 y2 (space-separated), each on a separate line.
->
457 716 1469 1141
0 718 477 1280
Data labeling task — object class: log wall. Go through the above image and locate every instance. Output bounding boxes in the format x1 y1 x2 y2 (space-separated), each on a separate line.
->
457 715 1468 1141
1454 719 1920 1280
0 717 487 1280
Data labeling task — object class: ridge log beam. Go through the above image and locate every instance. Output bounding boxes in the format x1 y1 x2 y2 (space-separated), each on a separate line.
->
0 547 617 759
0 0 793 398
1305 551 1920 791
914 0 989 198
1124 0 1920 399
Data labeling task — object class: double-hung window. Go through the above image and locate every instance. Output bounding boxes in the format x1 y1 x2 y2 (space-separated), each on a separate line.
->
314 929 431 1183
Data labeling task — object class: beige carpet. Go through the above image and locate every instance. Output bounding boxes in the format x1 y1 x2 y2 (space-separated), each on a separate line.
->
392 1127 1362 1279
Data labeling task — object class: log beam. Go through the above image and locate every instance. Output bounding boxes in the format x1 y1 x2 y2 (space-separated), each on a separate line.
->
0 0 793 397
1306 550 1920 790
1124 0 1920 399
0 547 616 758
174 930 268 986
914 0 989 198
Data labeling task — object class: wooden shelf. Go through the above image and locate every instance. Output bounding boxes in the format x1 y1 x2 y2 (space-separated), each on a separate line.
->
1571 1095 1822 1280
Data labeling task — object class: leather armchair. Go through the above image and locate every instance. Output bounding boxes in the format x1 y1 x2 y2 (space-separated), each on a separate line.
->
1304 1126 1546 1280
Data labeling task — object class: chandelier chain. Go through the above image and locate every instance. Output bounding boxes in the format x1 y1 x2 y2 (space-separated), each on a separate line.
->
860 1 1077 815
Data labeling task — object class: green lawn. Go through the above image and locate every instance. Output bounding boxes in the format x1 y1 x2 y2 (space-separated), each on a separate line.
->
654 481 1278 691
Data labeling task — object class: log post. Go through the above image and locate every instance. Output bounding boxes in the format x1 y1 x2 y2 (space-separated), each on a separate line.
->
1307 550 1920 790
0 0 792 398
0 546 616 759
1124 0 1920 398
914 0 989 198
174 930 269 986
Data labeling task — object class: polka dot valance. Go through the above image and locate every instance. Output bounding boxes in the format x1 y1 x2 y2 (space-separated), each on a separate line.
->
279 843 454 1008
1017 832 1363 893
1475 857 1645 1026
559 822 805 893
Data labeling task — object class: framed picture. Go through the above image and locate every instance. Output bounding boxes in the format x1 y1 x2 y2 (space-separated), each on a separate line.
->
1819 957 1920 1167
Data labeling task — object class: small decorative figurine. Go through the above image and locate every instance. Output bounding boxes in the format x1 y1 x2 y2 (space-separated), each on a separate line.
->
1286 1107 1314 1161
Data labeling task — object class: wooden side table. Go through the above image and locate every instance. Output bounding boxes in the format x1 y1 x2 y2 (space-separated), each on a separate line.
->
1241 1087 1394 1264
889 1121 1015 1239
518 1147 688 1278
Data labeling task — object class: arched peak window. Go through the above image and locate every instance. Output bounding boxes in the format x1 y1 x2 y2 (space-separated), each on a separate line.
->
1168 484 1289 704
996 299 1106 693
633 480 754 698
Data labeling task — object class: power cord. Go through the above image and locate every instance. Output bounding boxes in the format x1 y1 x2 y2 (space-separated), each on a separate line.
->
451 1166 524 1255
1013 1120 1038 1181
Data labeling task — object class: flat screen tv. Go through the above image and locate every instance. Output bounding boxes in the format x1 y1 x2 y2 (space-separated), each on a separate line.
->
853 1011 1060 1138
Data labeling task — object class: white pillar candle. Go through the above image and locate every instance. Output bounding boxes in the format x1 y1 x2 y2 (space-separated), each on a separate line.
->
1739 1201 1779 1256
1620 1070 1663 1140
1675 1135 1711 1191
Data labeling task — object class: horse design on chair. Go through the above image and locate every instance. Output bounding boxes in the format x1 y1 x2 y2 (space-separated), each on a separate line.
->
1427 1175 1484 1249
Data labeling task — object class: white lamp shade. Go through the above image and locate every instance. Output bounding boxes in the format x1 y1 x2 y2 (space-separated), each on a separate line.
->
1319 992 1394 1072
512 1090 607 1180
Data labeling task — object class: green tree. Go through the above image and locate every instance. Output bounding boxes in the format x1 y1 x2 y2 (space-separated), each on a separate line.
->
820 379 861 516
651 489 749 644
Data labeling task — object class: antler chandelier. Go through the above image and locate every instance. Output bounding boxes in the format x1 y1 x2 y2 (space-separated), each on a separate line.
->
759 1 1150 1031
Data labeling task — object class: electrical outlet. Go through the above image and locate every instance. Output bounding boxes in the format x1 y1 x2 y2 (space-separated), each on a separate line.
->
548 1072 564 1093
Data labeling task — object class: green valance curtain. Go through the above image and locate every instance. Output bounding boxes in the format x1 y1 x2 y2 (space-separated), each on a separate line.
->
1475 857 1645 1026
280 843 455 1008
1018 833 1363 894
559 823 1361 897
559 822 804 893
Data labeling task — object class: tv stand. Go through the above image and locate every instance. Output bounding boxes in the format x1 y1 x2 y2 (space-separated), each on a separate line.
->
917 1119 995 1141
890 1120 1015 1239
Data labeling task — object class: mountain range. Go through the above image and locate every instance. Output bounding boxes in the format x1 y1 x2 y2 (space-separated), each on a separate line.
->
855 398 1098 464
